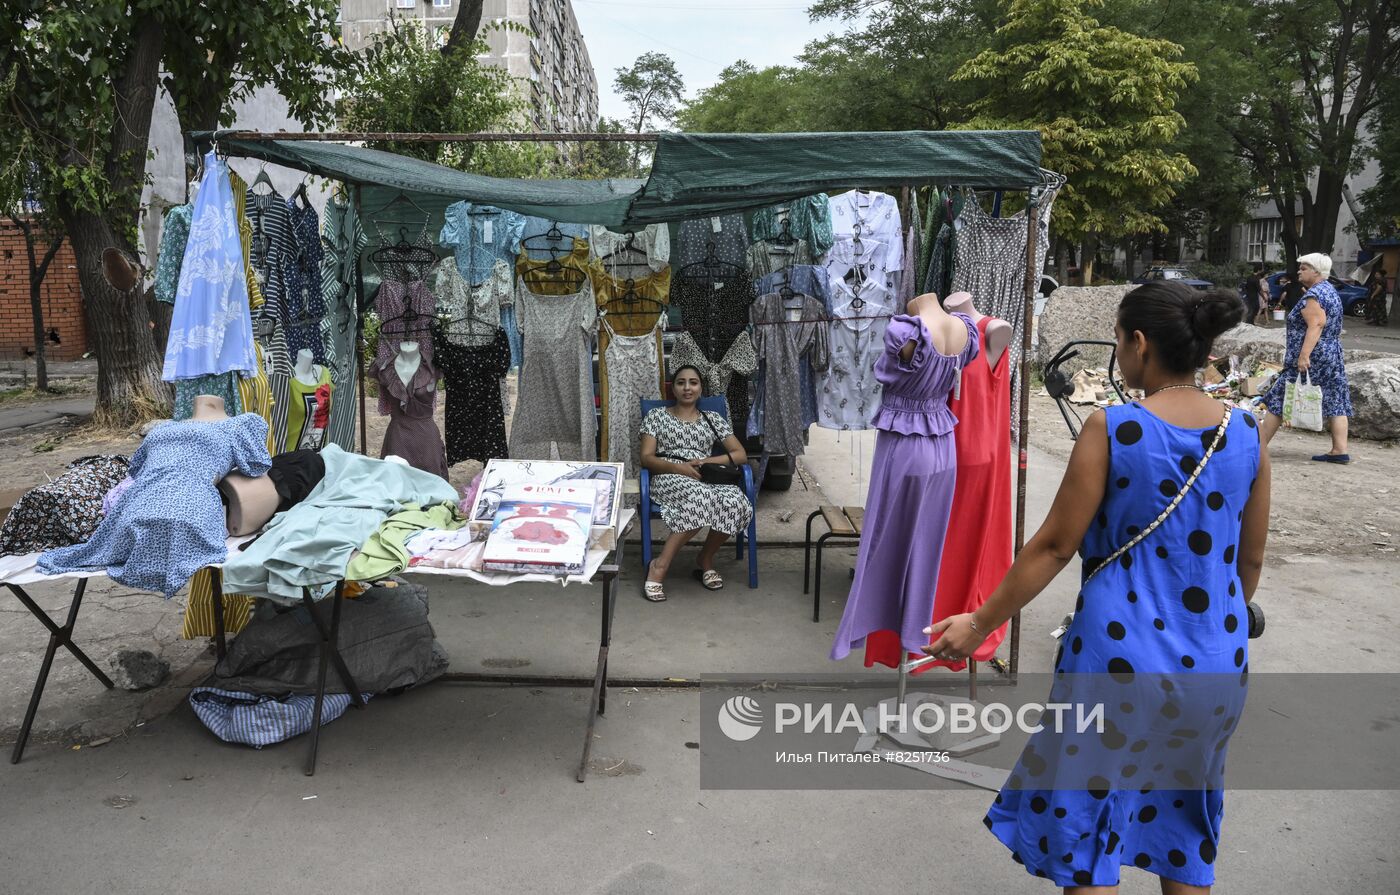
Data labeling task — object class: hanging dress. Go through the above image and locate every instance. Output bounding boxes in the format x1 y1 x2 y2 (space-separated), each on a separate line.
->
246 183 295 452
830 313 979 660
865 314 1012 671
818 239 895 431
377 360 449 480
280 196 326 363
985 403 1258 889
670 275 758 426
162 152 258 385
319 191 368 453
434 323 512 465
507 280 598 461
950 188 1058 441
749 291 829 457
599 316 662 477
676 214 749 268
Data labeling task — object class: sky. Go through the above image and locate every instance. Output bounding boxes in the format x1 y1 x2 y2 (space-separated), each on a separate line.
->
569 0 851 125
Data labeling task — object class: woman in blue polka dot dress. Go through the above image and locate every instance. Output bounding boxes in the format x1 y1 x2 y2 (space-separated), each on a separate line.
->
926 281 1270 893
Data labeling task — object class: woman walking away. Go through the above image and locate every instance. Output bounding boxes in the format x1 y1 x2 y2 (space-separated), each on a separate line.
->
1259 252 1352 463
638 365 752 601
925 281 1269 893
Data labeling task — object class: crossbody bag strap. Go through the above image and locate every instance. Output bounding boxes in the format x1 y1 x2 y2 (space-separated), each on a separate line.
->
1084 407 1232 587
699 410 736 466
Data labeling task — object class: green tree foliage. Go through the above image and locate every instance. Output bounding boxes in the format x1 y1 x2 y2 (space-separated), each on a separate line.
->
0 0 357 425
1354 74 1400 244
614 52 685 172
954 0 1197 278
338 20 529 172
1226 0 1400 260
676 61 816 134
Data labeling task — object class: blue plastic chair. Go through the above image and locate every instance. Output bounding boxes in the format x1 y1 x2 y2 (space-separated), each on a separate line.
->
638 397 758 590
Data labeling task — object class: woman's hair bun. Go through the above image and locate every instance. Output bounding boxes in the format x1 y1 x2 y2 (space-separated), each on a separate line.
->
1118 281 1246 374
1190 288 1246 341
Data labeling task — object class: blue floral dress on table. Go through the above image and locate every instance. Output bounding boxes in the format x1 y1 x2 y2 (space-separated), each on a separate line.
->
37 414 272 597
985 402 1259 889
1264 278 1353 419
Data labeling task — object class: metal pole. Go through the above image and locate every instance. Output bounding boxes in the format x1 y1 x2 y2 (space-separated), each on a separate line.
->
353 186 368 456
216 131 660 143
1010 189 1042 681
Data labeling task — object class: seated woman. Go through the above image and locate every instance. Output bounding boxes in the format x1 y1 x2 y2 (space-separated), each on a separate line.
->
639 365 752 601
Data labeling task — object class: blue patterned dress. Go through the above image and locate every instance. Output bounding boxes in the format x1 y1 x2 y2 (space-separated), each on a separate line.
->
1264 279 1352 418
37 415 272 597
986 402 1259 889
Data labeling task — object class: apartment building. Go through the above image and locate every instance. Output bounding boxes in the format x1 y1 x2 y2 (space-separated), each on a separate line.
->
339 0 599 133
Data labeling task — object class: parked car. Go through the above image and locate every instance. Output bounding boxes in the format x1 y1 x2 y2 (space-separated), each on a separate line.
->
1264 271 1369 316
1130 267 1214 289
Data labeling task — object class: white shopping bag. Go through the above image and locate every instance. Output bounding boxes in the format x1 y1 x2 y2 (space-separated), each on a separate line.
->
1284 371 1325 431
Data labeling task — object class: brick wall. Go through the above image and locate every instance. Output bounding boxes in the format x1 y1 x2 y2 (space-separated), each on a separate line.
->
0 218 88 361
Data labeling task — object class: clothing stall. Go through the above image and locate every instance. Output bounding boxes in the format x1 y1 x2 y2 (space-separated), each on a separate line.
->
1 128 1053 778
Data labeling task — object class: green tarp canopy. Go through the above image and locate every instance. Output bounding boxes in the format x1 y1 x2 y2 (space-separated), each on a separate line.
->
208 130 1043 229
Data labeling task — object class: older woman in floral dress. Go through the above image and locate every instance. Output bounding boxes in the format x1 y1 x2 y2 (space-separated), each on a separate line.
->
1260 252 1352 463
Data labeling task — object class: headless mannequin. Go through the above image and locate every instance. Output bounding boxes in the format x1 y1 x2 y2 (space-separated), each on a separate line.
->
293 348 322 387
395 341 422 392
191 395 229 422
902 292 970 362
943 291 1011 369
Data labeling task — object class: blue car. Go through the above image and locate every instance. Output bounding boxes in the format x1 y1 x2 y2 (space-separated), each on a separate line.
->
1264 272 1369 316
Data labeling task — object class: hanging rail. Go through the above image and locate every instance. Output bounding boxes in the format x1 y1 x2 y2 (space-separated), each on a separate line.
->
216 131 660 143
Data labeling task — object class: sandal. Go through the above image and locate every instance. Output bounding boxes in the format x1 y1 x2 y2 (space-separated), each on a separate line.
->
644 560 667 602
1311 453 1351 464
692 568 724 590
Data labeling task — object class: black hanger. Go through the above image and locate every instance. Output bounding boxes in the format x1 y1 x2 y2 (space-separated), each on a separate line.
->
677 240 744 282
774 217 795 247
250 165 275 193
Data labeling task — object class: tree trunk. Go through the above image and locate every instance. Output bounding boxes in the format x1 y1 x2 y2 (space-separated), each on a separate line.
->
1080 236 1098 285
62 210 169 427
443 0 486 56
9 216 64 393
1054 238 1068 283
1302 166 1345 254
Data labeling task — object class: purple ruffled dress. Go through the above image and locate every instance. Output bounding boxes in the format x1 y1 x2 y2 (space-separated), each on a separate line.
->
830 312 980 660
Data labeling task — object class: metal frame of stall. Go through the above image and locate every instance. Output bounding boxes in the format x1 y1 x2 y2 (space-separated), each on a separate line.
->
212 128 1044 680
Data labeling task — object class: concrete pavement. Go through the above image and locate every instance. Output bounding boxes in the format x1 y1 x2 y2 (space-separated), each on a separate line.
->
0 396 94 432
1 441 1397 892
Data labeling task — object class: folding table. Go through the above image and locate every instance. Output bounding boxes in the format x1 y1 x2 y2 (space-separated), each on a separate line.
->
1 517 630 781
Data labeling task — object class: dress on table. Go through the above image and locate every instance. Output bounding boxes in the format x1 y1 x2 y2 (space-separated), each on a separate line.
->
641 408 752 535
866 314 1012 671
830 313 979 660
750 291 829 458
985 403 1258 889
508 280 598 461
376 362 449 479
1263 279 1353 420
37 414 272 597
434 323 512 465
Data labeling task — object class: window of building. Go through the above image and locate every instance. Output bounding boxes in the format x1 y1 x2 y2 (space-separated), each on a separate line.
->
1246 218 1283 262
396 0 415 8
433 0 451 7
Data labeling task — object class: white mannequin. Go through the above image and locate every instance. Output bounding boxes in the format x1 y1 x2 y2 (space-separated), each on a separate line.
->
904 292 970 360
191 395 229 422
293 348 322 387
943 291 1012 369
395 341 422 392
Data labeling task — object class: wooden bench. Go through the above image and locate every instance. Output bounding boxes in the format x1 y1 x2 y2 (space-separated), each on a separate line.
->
803 506 864 623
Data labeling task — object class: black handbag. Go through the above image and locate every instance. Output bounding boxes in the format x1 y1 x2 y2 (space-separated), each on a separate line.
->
696 411 747 487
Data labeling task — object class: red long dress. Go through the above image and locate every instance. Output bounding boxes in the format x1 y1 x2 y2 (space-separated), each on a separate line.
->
864 314 1012 672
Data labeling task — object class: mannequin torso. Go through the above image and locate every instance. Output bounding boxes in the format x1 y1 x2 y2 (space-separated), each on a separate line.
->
943 291 1011 369
293 348 324 387
191 395 229 422
902 292 970 362
396 341 422 392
